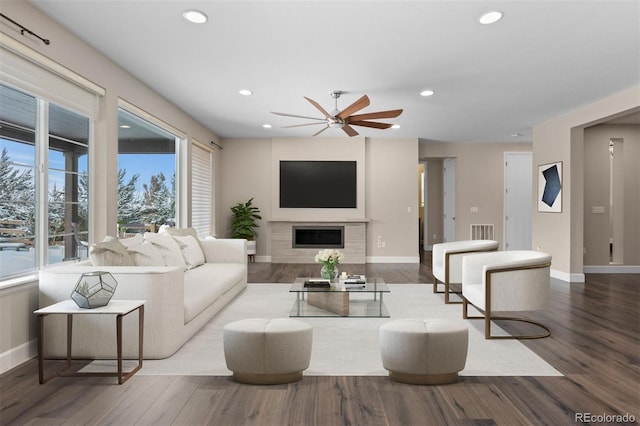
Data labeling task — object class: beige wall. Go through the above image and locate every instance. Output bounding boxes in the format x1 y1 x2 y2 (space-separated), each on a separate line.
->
220 137 420 262
419 142 533 249
532 86 640 280
583 124 640 266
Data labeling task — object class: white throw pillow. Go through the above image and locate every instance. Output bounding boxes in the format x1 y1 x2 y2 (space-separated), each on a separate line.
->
89 238 135 266
127 240 165 266
143 232 187 269
172 235 205 270
117 234 164 266
118 233 144 248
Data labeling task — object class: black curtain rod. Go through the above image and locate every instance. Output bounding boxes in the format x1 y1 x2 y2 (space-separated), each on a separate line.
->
0 13 50 45
210 141 223 150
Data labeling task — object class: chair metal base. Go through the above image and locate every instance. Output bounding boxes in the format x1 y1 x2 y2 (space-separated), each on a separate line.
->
463 298 551 339
433 278 463 304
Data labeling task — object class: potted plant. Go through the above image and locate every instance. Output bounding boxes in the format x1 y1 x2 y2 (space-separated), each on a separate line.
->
230 198 262 259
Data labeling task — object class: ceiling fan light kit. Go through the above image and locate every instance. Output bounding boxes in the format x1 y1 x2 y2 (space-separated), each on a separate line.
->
272 90 403 137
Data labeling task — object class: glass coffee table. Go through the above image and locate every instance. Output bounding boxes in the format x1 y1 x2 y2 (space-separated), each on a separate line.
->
289 277 390 317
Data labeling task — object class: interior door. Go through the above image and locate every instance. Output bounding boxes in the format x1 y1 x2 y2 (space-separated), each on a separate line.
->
504 152 532 250
443 158 456 242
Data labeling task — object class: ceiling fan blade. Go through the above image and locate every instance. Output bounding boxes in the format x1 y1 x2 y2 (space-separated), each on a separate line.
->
304 97 332 119
347 109 403 121
313 126 330 136
337 95 370 120
342 125 359 137
349 120 393 129
271 112 326 121
282 122 326 128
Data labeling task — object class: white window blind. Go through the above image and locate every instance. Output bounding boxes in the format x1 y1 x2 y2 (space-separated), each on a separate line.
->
191 142 213 238
1 35 103 119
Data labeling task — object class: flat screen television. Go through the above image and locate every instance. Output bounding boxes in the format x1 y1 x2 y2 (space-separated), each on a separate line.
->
280 160 357 208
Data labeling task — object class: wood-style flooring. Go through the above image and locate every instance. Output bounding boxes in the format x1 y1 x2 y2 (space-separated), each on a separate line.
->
1 257 639 425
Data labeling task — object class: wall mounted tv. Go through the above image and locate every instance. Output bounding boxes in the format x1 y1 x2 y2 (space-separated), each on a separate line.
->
280 160 357 208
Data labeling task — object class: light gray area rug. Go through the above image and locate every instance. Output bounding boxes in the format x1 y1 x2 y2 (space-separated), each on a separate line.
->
126 284 561 377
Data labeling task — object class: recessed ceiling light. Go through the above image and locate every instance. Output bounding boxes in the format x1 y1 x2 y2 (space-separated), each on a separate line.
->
511 132 523 137
420 89 435 97
183 10 208 24
262 124 272 129
391 124 400 129
238 89 253 96
479 11 503 25
119 125 131 129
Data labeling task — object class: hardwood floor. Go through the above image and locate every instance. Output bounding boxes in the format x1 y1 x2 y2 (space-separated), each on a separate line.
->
1 259 638 426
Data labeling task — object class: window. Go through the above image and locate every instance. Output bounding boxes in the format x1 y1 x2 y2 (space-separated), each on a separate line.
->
117 107 178 236
0 83 90 280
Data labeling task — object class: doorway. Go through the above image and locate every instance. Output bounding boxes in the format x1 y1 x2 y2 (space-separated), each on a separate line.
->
609 138 624 264
443 158 456 242
504 152 533 250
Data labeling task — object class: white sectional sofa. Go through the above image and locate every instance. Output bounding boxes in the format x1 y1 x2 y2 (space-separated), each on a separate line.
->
38 231 248 359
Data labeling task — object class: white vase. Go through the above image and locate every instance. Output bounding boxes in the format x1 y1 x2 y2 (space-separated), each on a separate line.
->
247 240 256 255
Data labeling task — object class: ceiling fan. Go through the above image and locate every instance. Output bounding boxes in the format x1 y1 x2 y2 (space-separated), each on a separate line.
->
271 90 403 137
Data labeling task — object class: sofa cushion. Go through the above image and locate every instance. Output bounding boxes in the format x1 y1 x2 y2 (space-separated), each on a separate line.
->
144 232 187 269
183 263 246 323
173 235 205 270
89 238 135 266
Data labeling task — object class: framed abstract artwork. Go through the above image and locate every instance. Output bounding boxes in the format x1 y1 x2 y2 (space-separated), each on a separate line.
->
538 161 563 213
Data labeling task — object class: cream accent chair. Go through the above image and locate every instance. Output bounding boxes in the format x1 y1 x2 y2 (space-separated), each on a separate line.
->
432 240 499 304
461 250 552 339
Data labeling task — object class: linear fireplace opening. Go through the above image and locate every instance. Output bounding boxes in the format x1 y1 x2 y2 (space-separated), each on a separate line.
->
293 226 344 248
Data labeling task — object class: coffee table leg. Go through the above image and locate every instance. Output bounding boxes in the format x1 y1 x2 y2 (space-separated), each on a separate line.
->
379 293 384 316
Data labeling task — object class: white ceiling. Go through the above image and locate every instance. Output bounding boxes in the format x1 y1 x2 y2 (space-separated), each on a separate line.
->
30 0 640 142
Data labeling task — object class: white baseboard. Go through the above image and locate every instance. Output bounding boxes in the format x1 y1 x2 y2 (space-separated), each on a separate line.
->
253 255 271 263
583 265 640 274
366 256 420 264
0 339 36 374
551 269 585 283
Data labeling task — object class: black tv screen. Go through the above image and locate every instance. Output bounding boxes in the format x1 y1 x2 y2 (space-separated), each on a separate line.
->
280 161 357 208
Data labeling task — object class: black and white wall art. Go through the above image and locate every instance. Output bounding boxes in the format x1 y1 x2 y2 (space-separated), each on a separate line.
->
538 161 563 213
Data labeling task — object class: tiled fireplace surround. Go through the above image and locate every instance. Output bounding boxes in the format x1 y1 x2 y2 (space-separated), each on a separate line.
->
270 220 367 264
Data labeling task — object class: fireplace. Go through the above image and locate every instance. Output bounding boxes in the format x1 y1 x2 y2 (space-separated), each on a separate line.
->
293 226 344 248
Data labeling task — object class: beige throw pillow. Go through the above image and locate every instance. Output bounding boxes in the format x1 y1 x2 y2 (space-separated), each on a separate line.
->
172 235 205 270
89 238 135 266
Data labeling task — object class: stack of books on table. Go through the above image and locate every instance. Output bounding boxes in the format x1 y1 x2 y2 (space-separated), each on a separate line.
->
342 275 366 288
303 279 331 288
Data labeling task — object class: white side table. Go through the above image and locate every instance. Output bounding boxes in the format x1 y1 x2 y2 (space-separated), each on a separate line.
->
34 299 145 384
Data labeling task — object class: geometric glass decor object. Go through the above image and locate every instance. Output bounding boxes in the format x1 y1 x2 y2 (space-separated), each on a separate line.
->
70 271 118 309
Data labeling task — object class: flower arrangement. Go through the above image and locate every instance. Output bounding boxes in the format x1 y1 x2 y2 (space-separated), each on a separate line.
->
315 249 344 281
315 248 344 267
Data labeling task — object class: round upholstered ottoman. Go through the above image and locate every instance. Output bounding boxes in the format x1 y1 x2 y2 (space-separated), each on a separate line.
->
379 319 468 385
223 318 312 385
